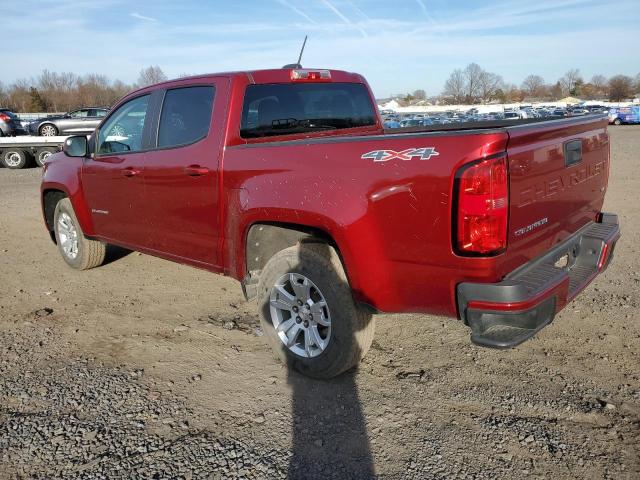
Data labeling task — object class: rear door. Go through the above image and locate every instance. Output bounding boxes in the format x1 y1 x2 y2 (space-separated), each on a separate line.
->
82 94 155 248
506 116 609 264
141 79 229 268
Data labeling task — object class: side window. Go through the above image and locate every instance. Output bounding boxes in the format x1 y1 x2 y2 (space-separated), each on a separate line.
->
97 95 150 154
70 109 89 118
158 86 215 148
90 109 108 118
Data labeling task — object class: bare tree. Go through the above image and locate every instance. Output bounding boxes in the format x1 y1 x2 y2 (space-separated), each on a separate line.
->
412 89 426 100
608 75 634 102
443 69 466 104
463 63 483 102
0 81 7 106
521 74 545 98
590 75 607 90
559 69 582 96
137 66 167 88
477 71 503 103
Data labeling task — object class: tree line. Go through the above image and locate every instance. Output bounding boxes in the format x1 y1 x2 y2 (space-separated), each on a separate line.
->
0 66 168 113
400 64 640 105
3 64 639 112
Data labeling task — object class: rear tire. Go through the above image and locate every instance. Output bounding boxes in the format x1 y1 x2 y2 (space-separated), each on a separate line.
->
53 198 106 270
35 147 57 167
257 243 375 379
1 149 28 169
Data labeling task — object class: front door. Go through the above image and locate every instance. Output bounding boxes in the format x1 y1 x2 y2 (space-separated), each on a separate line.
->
82 94 152 249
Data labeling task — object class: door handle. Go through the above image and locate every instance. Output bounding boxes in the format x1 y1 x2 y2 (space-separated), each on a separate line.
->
184 165 209 177
122 167 141 177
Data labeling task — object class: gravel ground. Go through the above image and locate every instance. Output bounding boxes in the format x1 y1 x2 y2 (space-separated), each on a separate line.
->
0 126 639 479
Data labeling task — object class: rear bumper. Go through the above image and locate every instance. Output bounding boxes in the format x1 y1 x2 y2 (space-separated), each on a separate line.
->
457 213 620 348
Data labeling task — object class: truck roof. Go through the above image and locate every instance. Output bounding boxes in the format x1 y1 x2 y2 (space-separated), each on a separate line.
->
127 68 368 97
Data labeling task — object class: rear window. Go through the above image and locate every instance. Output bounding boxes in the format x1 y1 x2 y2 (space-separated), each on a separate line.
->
240 83 376 138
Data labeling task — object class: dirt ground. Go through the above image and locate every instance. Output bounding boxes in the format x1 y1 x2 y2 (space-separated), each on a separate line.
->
0 126 639 479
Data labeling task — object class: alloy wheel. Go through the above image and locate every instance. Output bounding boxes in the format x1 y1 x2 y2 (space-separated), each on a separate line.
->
57 212 79 259
269 273 332 358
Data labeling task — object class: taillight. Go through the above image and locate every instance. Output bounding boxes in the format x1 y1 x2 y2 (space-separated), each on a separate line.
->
290 69 331 82
0 113 10 122
455 155 508 255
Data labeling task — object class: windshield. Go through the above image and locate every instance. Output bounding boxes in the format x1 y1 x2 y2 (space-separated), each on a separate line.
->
240 82 377 138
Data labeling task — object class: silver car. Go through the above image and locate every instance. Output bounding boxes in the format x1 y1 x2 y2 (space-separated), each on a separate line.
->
28 107 108 136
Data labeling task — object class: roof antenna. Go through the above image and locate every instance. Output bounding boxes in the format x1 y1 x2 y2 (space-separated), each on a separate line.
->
283 35 307 69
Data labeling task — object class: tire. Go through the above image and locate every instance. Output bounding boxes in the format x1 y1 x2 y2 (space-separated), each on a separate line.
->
613 118 622 126
53 198 106 270
1 149 28 169
35 147 57 167
257 243 375 379
39 124 58 136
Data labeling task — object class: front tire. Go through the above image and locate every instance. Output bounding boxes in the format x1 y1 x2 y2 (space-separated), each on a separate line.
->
53 198 106 270
257 243 375 379
39 124 58 136
613 118 622 126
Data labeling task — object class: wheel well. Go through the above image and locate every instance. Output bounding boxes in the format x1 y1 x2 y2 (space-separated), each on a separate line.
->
43 190 67 243
242 223 341 300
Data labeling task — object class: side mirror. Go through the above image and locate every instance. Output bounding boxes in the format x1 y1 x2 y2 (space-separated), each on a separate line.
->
62 135 88 157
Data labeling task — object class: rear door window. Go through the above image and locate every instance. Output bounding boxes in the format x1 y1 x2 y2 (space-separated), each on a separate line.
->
240 83 377 138
157 86 215 148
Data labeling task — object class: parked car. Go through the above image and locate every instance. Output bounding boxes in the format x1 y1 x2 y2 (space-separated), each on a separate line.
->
568 107 589 116
0 109 27 136
41 67 619 379
383 120 401 129
28 107 109 136
503 111 522 120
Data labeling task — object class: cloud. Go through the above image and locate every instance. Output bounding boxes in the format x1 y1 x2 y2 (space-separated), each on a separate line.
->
320 0 367 37
130 12 158 22
274 0 317 24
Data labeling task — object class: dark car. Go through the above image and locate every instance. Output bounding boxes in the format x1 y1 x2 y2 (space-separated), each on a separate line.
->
28 107 108 136
0 109 27 136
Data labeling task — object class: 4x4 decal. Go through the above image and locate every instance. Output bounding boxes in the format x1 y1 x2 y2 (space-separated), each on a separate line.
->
361 147 440 163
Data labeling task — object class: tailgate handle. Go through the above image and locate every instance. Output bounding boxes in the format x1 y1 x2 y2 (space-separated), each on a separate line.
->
564 140 582 167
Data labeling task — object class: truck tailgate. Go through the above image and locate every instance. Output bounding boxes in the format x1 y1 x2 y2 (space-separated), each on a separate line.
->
504 116 609 270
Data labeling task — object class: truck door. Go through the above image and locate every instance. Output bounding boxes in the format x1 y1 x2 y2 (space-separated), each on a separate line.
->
81 94 154 249
141 79 228 268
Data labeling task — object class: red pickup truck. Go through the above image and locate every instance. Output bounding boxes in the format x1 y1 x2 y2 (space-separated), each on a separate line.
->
41 68 620 378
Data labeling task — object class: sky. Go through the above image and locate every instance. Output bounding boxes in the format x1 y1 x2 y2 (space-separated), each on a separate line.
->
2 0 639 98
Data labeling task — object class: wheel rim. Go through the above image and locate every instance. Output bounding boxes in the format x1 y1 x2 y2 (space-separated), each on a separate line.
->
269 273 331 358
57 212 79 259
4 152 22 167
41 125 56 136
38 150 53 164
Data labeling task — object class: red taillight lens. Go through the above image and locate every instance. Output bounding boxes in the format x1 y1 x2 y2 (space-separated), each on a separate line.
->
0 113 10 122
455 156 508 255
